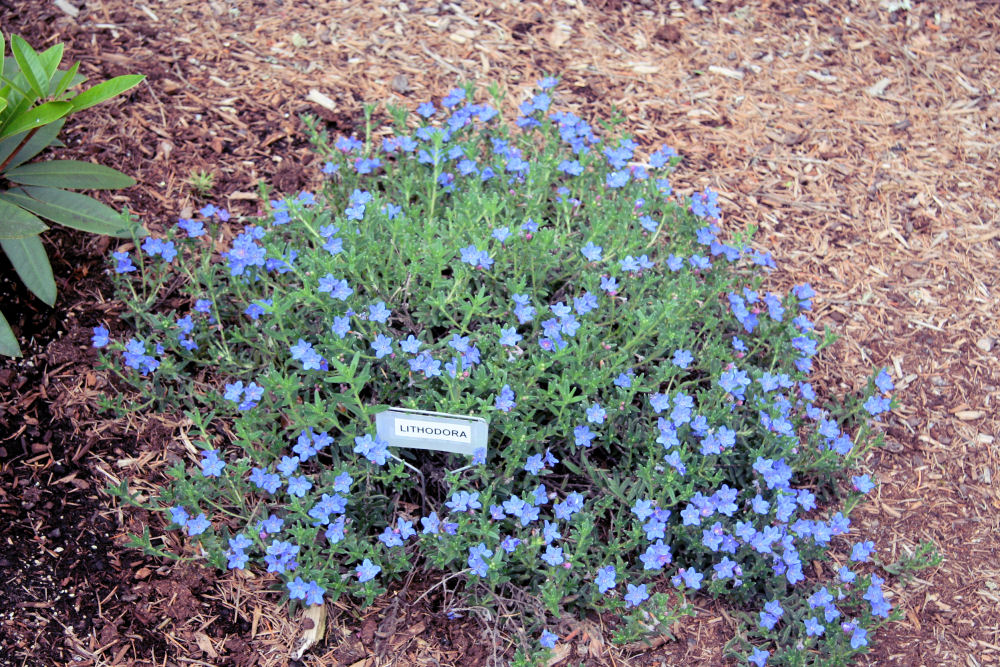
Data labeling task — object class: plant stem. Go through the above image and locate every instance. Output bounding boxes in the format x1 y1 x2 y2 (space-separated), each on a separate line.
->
0 127 40 173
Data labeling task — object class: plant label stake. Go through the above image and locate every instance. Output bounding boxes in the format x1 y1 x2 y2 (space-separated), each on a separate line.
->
375 407 487 458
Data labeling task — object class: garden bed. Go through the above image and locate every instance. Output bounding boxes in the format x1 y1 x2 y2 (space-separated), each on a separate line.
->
2 1 998 665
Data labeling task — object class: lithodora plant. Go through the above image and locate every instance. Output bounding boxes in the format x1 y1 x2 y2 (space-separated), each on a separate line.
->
98 80 933 665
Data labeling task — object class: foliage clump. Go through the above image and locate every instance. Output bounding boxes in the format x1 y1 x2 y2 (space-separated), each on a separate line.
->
100 80 933 665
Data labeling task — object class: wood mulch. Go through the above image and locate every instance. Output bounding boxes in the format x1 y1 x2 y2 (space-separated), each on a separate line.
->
1 0 997 665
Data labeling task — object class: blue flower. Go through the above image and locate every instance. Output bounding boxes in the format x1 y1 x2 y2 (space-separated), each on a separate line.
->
851 541 875 562
287 576 309 600
852 474 875 493
368 301 391 324
804 616 825 637
581 241 603 262
305 581 325 606
325 516 346 544
585 403 606 424
632 499 654 521
226 549 250 570
672 349 693 369
595 565 616 593
168 506 189 526
200 450 225 477
640 541 672 570
331 315 351 339
336 136 363 153
719 367 751 400
332 471 352 494
356 558 381 582
498 327 522 347
112 251 136 273
467 542 492 577
371 334 394 359
495 384 516 412
397 335 421 354
808 587 834 609
287 476 313 498
573 424 596 448
500 535 521 553
318 275 353 301
677 567 704 590
177 218 205 237
875 368 894 393
863 394 891 415
523 453 544 475
91 325 110 348
186 513 211 536
442 87 465 108
539 630 558 649
748 647 769 667
257 514 284 534
379 525 404 548
354 433 389 466
624 583 649 607
446 490 482 513
850 627 869 649
540 545 564 566
277 455 299 477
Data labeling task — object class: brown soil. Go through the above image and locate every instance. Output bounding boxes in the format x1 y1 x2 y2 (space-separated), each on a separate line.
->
1 0 998 665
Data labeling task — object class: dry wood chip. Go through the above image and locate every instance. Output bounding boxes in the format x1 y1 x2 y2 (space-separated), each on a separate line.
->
708 65 744 80
306 89 338 112
806 70 838 83
548 23 573 49
867 77 893 97
194 631 218 658
54 0 79 17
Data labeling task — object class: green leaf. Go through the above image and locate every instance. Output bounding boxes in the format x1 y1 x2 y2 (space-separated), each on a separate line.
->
0 310 21 358
0 196 48 238
6 161 135 189
38 43 65 84
0 33 5 82
0 119 64 170
69 75 145 112
4 186 130 236
0 101 72 141
9 35 48 99
0 234 56 306
53 61 80 98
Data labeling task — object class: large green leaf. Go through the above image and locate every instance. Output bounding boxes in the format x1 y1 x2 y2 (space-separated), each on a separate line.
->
0 310 21 358
0 234 56 306
0 101 72 141
6 161 136 189
9 35 48 99
69 75 145 112
4 186 130 236
38 44 65 83
0 119 64 170
0 197 48 238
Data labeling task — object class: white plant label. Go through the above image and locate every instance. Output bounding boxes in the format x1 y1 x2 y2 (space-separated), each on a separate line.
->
375 407 487 457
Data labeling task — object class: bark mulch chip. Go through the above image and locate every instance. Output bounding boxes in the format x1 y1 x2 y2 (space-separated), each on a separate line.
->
2 0 998 665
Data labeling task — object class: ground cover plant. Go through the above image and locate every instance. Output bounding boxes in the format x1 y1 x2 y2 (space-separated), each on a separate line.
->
96 80 935 665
